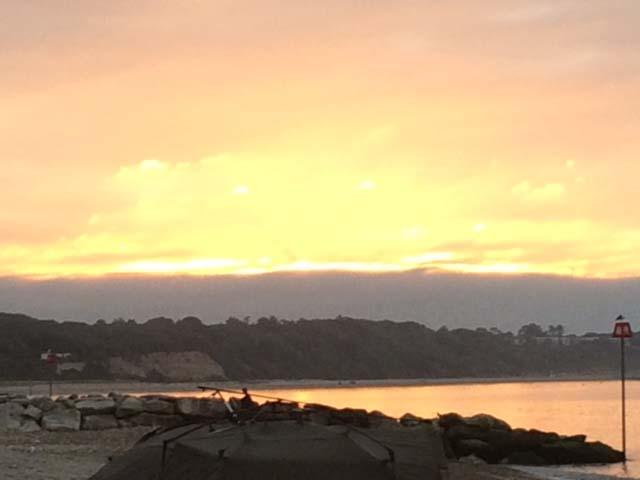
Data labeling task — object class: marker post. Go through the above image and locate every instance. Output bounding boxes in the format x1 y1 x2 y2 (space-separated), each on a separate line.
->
612 314 633 461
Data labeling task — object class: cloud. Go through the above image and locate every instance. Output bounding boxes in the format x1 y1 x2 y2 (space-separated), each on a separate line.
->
512 181 566 202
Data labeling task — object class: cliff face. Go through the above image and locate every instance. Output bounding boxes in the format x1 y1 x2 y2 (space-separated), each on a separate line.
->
109 351 226 381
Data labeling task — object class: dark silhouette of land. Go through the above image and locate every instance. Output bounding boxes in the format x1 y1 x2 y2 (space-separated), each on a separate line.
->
1 312 637 382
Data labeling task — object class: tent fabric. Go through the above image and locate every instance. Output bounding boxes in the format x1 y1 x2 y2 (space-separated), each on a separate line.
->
91 420 445 480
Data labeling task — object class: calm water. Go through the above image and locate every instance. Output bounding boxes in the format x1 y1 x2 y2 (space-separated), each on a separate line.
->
163 380 640 478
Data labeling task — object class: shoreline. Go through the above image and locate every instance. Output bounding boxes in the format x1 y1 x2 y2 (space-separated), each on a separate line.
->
1 374 636 397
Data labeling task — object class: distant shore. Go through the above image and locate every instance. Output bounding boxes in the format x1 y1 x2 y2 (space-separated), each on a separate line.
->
1 373 636 397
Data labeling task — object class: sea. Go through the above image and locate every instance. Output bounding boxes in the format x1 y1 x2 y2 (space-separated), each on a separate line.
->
160 379 639 479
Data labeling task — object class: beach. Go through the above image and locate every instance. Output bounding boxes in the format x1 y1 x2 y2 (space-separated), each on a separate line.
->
2 428 618 480
0 427 545 480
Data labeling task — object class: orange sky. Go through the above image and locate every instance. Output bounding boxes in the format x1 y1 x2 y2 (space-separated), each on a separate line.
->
2 1 639 279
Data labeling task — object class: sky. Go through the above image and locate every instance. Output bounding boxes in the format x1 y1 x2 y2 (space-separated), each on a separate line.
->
1 1 640 328
2 273 639 333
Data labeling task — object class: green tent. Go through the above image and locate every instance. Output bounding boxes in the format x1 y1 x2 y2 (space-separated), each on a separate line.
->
91 420 445 480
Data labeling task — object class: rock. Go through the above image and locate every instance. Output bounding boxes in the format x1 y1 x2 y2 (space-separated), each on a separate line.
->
536 440 624 465
308 410 331 425
485 429 517 460
505 450 546 466
9 394 28 403
82 415 119 430
140 394 177 403
563 434 587 443
56 397 76 409
446 424 489 442
122 413 184 428
142 398 175 415
520 429 560 447
42 407 81 431
465 414 511 431
115 396 144 418
29 397 56 412
400 413 424 427
175 397 227 418
262 401 297 414
19 419 41 433
76 398 116 416
0 403 25 431
22 405 43 421
454 439 497 463
438 412 464 429
255 402 301 421
330 408 370 428
459 454 487 465
369 411 397 428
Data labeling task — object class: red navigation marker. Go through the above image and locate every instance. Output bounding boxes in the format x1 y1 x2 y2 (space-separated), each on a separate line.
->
612 321 633 338
46 353 58 364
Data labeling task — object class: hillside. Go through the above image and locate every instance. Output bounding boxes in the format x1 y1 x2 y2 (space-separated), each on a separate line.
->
0 313 637 382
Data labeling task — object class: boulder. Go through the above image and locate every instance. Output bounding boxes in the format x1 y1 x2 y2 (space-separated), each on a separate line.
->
122 413 184 428
29 396 56 412
140 394 176 403
515 429 560 448
505 450 546 466
82 415 119 430
19 419 41 433
56 397 76 409
446 424 490 442
369 411 397 428
536 440 624 465
8 394 28 404
175 397 227 418
454 439 497 463
76 398 116 416
465 414 511 431
115 396 144 418
22 405 43 421
458 454 487 465
329 408 370 428
42 407 81 431
142 398 175 415
400 413 424 427
0 402 24 431
438 412 464 429
108 392 125 403
485 429 517 460
308 410 331 425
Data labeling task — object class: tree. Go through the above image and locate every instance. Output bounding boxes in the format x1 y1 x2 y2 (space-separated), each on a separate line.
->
178 316 203 328
518 323 545 338
547 325 565 337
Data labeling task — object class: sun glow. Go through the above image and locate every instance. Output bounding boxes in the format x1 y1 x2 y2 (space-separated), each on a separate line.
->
2 2 640 280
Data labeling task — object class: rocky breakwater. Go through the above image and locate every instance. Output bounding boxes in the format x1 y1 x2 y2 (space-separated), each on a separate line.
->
437 412 624 466
0 392 228 433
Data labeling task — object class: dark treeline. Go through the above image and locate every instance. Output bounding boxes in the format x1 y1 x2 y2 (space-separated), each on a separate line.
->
0 312 637 381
